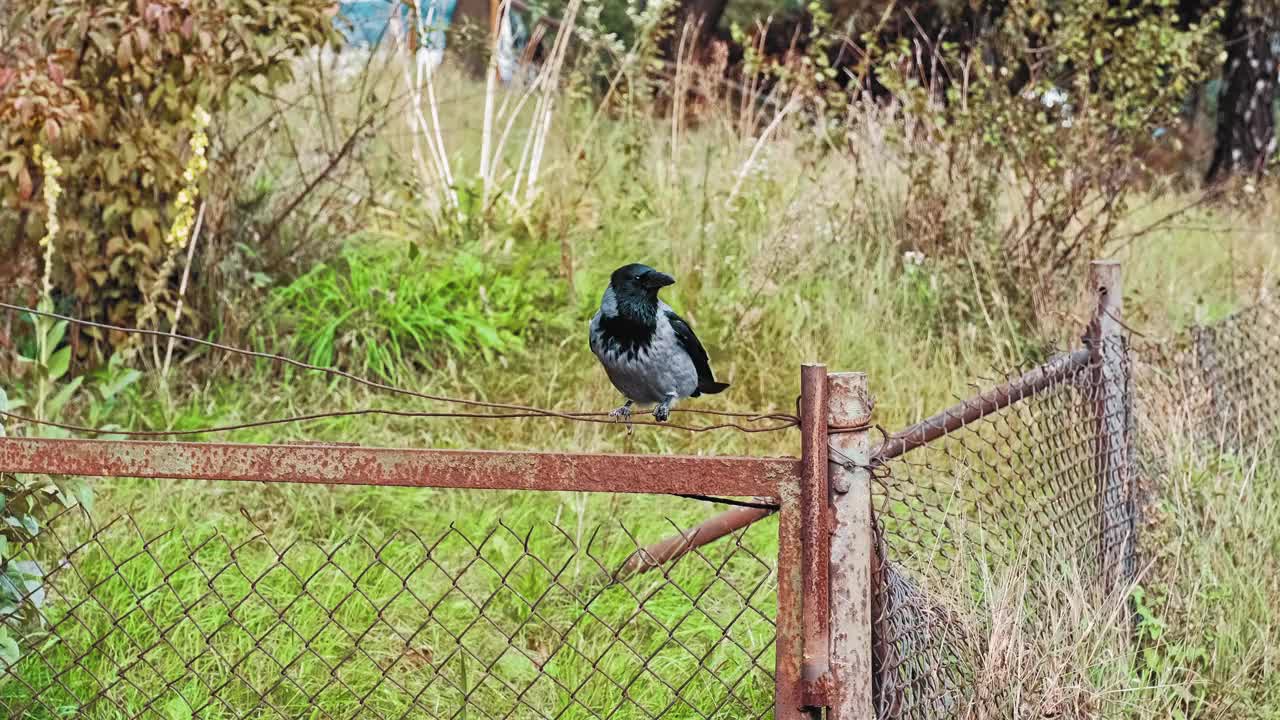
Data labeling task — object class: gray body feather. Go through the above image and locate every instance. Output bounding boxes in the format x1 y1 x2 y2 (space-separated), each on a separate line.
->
590 291 698 405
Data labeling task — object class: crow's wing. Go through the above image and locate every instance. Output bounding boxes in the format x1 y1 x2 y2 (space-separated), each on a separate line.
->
588 310 603 356
665 309 728 396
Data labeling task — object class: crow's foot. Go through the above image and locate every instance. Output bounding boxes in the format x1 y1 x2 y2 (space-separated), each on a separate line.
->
610 401 634 434
654 402 671 423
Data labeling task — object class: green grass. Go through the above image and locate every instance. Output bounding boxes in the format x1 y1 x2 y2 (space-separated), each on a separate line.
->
3 481 778 718
1126 443 1280 718
6 57 1280 719
263 241 565 381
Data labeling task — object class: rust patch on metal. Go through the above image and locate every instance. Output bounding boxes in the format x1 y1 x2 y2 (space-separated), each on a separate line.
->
0 437 796 497
827 371 874 720
774 479 817 719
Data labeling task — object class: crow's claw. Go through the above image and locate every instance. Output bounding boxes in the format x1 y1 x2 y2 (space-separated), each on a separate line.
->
654 402 671 423
610 402 634 434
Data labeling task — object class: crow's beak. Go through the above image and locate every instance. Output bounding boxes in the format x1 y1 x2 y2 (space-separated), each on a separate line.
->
643 271 676 289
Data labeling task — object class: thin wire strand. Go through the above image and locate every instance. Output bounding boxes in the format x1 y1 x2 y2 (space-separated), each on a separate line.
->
0 304 799 433
0 407 796 437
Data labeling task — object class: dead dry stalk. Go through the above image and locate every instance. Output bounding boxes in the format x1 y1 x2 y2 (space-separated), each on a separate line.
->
161 201 206 380
400 1 458 209
726 94 799 206
520 0 584 204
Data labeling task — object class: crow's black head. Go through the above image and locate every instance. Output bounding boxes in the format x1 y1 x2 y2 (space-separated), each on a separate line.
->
609 263 675 300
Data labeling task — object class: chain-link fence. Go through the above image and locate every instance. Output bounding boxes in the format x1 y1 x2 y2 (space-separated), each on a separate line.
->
866 288 1280 719
1 493 779 719
1 299 810 720
1172 299 1280 450
868 335 1136 718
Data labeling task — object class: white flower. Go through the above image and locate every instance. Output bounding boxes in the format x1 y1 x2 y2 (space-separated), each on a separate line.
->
1041 86 1069 108
903 250 926 266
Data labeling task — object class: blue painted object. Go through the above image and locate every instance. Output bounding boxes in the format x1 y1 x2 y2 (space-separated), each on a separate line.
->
335 0 530 81
336 1 456 48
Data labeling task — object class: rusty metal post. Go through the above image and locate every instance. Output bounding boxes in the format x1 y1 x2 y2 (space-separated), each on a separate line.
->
1087 260 1132 594
799 364 831 703
776 365 828 719
775 482 808 719
826 372 874 720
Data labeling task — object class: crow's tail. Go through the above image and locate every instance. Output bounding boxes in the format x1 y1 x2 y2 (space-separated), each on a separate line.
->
700 381 730 395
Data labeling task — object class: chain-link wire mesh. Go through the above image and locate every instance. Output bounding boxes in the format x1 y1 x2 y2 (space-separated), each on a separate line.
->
869 294 1280 719
867 335 1137 719
1 495 778 719
1142 299 1280 452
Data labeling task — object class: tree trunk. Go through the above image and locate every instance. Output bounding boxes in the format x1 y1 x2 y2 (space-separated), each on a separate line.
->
1206 0 1278 183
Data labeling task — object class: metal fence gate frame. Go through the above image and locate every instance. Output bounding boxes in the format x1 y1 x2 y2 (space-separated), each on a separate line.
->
0 374 878 718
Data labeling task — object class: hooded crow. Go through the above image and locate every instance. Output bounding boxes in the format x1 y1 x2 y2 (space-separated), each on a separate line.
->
589 263 730 422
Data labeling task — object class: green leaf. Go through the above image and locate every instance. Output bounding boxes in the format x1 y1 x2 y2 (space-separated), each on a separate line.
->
47 347 72 382
46 376 84 420
165 697 194 720
98 356 142 401
74 484 95 515
474 325 503 350
46 320 68 354
0 632 19 668
130 207 158 237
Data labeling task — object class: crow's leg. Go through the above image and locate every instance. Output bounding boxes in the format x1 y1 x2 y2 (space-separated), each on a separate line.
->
654 396 676 423
609 400 635 435
609 400 633 421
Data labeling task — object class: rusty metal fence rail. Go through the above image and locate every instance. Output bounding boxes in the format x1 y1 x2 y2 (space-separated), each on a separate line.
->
4 261 1280 719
